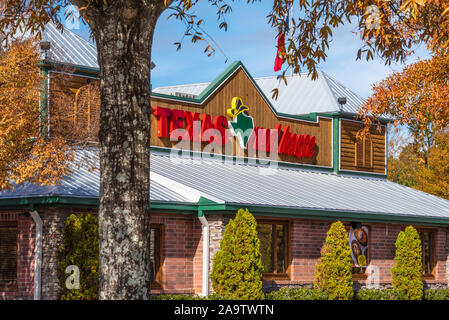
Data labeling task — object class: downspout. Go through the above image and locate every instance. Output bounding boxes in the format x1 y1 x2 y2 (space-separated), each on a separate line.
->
198 209 209 297
29 209 43 300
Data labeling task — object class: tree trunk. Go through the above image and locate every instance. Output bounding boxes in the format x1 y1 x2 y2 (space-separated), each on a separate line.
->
87 3 164 299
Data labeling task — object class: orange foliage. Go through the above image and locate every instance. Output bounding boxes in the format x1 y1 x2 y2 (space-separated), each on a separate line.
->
1 1 447 81
389 130 449 200
361 53 449 152
0 40 75 189
266 0 449 82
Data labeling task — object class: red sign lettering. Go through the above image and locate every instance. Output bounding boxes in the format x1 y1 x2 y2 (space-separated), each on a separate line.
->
152 107 316 158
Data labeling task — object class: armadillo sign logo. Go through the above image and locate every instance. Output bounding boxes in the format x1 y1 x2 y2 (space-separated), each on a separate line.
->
152 96 316 159
226 97 254 149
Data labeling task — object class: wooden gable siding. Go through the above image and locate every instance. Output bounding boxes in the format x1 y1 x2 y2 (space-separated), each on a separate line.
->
340 119 386 174
150 67 333 167
49 72 100 142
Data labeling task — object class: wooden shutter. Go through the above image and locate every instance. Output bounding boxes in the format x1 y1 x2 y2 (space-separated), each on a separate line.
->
354 135 373 168
73 83 100 141
0 222 18 288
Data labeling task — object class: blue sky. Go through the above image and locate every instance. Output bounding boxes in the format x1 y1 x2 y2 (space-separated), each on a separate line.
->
70 1 429 98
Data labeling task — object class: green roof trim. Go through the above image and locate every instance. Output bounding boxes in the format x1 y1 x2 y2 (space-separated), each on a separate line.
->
1 195 447 226
39 60 100 76
220 204 449 227
197 61 242 101
150 60 335 124
0 196 98 209
151 145 335 173
150 61 242 104
150 145 391 178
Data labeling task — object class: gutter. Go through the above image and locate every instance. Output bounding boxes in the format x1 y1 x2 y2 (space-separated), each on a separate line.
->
198 209 209 297
29 210 43 300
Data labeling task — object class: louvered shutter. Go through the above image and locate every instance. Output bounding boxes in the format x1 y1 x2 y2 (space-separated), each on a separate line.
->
0 223 18 286
354 135 374 168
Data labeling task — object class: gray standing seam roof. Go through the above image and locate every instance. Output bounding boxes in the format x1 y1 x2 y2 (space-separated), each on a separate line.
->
152 71 367 116
2 150 449 222
149 151 449 219
40 22 366 116
0 150 192 204
43 22 98 70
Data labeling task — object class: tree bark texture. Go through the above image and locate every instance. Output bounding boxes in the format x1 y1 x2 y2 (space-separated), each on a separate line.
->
81 1 165 299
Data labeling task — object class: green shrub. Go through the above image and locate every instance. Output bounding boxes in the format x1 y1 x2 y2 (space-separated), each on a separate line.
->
210 208 264 300
266 287 329 300
391 226 423 300
151 289 449 301
354 289 406 300
58 213 99 300
314 221 353 300
423 289 449 300
150 294 227 300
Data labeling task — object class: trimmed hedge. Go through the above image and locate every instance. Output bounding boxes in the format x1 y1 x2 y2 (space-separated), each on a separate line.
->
423 289 449 300
354 289 407 300
151 288 449 300
265 287 329 300
150 294 227 300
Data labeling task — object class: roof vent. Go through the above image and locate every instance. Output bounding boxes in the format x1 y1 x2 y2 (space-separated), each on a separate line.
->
337 97 347 111
40 41 51 60
338 97 347 105
173 92 197 100
40 41 51 51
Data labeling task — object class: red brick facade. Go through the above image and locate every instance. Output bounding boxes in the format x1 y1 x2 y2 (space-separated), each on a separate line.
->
1 209 448 299
151 214 449 294
150 214 202 295
0 211 35 300
265 219 448 290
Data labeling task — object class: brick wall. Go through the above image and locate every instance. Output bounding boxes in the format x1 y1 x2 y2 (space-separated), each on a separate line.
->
0 207 96 300
2 208 448 299
262 219 449 290
0 211 35 300
150 214 202 295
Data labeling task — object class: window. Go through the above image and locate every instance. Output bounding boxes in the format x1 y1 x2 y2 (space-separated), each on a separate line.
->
0 222 18 291
418 230 436 277
347 225 369 276
256 221 289 276
150 225 163 288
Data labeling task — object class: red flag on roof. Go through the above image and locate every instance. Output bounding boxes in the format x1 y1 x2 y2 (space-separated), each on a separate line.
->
274 10 290 72
274 32 285 72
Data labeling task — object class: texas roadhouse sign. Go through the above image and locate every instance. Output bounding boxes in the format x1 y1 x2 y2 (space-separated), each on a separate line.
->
152 97 316 159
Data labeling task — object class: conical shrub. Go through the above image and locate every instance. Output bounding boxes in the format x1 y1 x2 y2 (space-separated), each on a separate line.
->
314 221 353 300
210 208 264 299
391 226 423 300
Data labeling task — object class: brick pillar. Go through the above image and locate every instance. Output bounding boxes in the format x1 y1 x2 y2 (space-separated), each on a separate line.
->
444 228 449 286
207 214 229 293
40 208 72 300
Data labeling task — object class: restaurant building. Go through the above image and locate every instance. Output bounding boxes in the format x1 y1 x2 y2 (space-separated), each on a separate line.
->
1 23 449 300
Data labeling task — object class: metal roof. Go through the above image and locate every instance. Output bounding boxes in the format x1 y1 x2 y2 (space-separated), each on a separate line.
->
0 150 192 204
39 23 366 116
149 151 449 219
42 22 99 70
153 71 367 115
2 149 449 222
